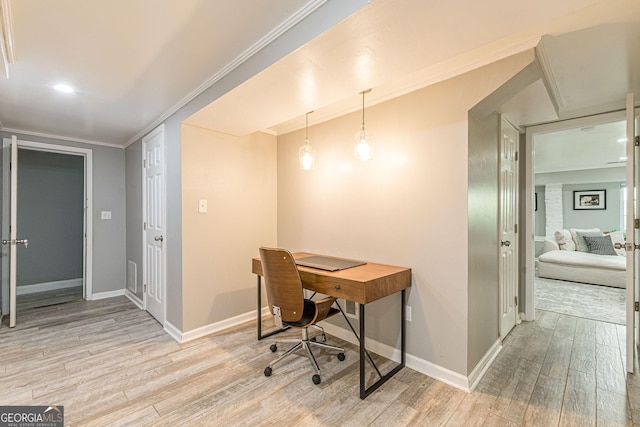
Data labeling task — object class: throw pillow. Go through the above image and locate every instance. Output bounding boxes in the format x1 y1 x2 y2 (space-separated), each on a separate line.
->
570 228 602 252
554 230 576 251
605 230 626 257
583 235 618 256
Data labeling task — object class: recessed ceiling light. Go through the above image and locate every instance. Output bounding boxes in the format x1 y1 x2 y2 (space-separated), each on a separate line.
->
52 83 74 94
617 137 628 143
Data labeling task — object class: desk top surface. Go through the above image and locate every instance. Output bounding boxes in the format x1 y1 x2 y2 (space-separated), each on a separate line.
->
252 252 411 304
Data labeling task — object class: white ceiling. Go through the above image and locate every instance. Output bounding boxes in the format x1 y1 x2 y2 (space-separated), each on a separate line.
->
0 0 639 148
0 0 313 145
534 120 628 174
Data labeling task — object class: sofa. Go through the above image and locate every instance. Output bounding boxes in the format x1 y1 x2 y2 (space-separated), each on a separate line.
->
538 228 626 288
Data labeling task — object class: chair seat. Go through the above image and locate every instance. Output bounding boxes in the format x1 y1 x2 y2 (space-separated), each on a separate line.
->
284 300 339 328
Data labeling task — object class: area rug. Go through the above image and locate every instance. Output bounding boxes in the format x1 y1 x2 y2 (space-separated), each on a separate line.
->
535 277 626 325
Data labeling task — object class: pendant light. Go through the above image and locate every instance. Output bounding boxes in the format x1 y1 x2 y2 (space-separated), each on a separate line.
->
299 111 315 170
354 88 372 161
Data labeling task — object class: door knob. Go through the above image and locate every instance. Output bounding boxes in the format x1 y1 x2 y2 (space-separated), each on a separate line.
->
2 239 28 248
501 240 511 247
154 235 164 242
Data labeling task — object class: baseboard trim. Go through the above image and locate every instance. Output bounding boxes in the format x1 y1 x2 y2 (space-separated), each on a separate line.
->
16 278 82 296
164 320 183 343
468 339 502 392
91 289 125 300
125 289 144 310
321 323 472 392
180 307 269 343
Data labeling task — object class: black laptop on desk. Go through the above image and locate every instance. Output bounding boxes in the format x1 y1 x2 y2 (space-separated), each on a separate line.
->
295 255 366 272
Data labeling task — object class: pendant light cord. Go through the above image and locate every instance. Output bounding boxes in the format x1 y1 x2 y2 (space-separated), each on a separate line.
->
360 89 371 128
305 111 314 142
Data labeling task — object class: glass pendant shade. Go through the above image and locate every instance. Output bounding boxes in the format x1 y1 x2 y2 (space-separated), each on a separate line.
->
355 89 372 161
299 111 315 170
354 124 372 162
299 140 315 170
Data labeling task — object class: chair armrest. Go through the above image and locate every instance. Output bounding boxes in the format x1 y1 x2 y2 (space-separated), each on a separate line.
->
311 297 337 323
543 238 560 253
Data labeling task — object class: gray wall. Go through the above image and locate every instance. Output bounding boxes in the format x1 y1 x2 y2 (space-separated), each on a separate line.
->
1 131 126 295
17 149 84 286
125 142 143 301
467 112 500 374
563 181 623 232
125 0 371 331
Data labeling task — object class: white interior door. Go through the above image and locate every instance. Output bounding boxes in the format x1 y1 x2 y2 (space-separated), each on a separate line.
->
626 94 639 372
143 125 166 324
1 136 27 327
499 117 519 339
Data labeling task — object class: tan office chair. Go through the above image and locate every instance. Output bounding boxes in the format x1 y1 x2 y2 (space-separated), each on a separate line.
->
259 247 345 385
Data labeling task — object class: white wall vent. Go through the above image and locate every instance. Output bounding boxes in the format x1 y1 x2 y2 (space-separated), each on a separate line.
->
127 260 137 293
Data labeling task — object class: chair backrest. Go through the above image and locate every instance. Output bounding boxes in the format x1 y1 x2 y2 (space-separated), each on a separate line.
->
259 247 305 323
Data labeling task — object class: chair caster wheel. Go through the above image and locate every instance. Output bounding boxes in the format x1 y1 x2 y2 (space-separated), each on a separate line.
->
321 334 327 342
337 352 346 361
310 336 317 342
270 344 277 352
264 366 272 377
312 374 321 385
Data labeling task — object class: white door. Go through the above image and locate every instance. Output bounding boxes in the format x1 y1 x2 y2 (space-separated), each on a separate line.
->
626 94 639 372
143 125 166 324
499 117 519 339
1 136 29 327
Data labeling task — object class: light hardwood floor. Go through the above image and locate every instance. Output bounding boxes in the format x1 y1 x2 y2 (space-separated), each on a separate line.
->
1 297 638 426
16 286 84 311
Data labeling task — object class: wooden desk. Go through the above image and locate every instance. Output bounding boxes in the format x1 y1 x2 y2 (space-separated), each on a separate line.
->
252 252 411 399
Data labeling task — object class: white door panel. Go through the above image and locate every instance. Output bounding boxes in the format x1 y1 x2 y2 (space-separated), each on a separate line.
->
500 118 519 339
626 94 638 373
143 125 166 324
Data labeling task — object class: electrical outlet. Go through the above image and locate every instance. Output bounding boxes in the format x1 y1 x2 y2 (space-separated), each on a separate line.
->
406 305 412 322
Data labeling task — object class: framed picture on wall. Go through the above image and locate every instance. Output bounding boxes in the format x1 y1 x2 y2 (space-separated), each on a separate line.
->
573 190 606 210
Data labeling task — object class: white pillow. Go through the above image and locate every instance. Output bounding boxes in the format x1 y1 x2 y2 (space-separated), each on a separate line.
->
605 230 626 257
570 228 601 252
554 230 576 251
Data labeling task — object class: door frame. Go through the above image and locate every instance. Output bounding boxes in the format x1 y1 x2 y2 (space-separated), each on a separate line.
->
141 124 167 324
1 138 93 311
524 110 626 321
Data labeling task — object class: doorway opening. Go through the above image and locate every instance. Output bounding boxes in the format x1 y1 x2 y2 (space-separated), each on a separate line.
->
526 113 627 326
1 138 93 325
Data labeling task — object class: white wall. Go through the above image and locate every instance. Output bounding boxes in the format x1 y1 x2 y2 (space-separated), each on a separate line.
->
277 51 534 376
180 125 277 332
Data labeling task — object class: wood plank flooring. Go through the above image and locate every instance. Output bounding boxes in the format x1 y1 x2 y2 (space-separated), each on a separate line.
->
16 286 84 311
0 297 638 426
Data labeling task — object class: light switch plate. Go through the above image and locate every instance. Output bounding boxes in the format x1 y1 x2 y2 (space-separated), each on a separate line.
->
198 199 208 213
101 211 112 220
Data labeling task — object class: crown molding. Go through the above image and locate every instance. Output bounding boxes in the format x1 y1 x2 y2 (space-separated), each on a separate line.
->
0 0 14 63
0 0 14 78
124 0 328 148
535 40 562 117
0 127 124 149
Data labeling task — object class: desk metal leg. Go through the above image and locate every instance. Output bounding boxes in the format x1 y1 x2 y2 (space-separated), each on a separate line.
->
359 289 406 399
256 275 289 340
